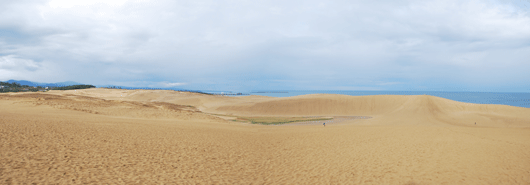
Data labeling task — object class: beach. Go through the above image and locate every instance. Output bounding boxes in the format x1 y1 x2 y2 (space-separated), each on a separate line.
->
1 88 530 184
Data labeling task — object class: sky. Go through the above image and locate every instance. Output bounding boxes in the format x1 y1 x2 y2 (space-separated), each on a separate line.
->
1 0 529 92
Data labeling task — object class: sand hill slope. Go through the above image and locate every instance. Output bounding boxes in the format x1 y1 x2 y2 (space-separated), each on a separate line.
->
208 93 530 128
48 89 530 128
2 89 529 184
41 88 530 128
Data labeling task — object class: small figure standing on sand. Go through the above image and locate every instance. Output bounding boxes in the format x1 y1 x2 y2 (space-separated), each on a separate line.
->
323 122 326 127
475 122 476 125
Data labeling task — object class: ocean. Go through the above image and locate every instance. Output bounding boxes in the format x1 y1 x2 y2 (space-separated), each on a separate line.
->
245 91 530 108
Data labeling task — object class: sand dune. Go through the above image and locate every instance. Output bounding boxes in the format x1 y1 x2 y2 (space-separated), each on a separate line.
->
208 93 530 127
1 89 530 184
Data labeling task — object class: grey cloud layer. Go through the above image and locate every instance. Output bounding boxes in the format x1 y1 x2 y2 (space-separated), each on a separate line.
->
1 0 529 91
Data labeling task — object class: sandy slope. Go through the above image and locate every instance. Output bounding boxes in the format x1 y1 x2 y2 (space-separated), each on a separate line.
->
1 89 530 184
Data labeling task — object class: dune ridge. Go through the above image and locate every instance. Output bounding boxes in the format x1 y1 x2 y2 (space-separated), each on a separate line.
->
40 89 530 128
207 94 530 127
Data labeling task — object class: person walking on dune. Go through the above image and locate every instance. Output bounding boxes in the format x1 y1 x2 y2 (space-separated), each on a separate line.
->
323 122 326 127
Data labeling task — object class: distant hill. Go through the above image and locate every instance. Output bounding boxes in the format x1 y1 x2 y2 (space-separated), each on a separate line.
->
2 80 218 95
5 80 82 87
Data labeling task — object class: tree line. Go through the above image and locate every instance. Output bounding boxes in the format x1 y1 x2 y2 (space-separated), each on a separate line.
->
0 81 95 93
1 81 213 95
52 85 95 90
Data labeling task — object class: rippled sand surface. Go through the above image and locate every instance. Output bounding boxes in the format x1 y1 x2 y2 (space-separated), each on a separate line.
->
1 89 530 184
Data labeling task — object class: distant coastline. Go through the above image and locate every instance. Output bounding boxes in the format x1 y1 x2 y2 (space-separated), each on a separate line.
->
252 91 288 93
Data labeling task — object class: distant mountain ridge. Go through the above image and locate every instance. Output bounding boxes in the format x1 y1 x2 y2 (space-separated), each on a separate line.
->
5 80 83 87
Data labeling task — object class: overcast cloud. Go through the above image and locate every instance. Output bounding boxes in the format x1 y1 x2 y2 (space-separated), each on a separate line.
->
1 0 529 92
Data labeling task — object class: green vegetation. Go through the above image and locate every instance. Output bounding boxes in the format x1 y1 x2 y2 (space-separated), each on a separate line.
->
0 81 95 93
51 85 95 90
205 112 332 125
233 116 333 125
1 82 44 93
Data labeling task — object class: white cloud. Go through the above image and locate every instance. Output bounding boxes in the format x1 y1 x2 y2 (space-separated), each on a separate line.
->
0 55 57 82
0 55 39 71
160 82 186 87
0 0 529 91
48 0 129 8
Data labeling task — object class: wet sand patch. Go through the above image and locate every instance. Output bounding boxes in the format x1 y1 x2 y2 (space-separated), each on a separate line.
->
284 116 372 126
